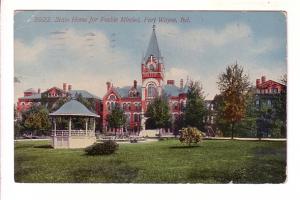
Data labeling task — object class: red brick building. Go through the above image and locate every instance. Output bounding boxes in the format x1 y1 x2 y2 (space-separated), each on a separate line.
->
255 75 286 108
102 26 188 133
16 83 101 123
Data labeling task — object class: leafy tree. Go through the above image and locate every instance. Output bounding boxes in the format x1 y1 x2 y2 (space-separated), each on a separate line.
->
50 97 69 112
184 81 207 131
107 107 127 135
234 89 259 137
24 106 51 135
75 93 96 112
217 63 250 139
179 127 205 146
173 114 185 137
274 74 287 137
145 96 171 133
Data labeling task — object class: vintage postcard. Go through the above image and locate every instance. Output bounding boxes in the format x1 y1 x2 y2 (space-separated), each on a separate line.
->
13 10 287 184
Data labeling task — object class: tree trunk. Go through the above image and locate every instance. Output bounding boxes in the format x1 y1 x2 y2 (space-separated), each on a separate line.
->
231 122 235 140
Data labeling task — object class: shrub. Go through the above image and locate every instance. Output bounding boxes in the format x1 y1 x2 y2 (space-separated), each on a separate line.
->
179 127 204 146
85 140 119 155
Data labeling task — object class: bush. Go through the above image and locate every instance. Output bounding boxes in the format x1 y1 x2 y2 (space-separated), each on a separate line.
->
179 127 204 146
85 140 119 155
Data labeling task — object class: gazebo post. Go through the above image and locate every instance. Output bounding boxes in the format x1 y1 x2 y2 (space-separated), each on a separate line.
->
85 118 88 135
93 118 96 134
68 117 72 136
54 118 57 136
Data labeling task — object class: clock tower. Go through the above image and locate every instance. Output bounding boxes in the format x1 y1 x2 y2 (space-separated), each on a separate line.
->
141 25 165 113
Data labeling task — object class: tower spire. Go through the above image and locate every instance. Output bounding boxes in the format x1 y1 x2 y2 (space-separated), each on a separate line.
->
144 25 161 62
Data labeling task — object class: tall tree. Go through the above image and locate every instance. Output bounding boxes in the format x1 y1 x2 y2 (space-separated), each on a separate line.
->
217 63 250 139
184 81 207 131
273 73 287 137
145 96 170 133
107 107 127 135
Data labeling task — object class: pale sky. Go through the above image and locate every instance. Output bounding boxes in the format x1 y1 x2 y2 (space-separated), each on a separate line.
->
14 11 287 102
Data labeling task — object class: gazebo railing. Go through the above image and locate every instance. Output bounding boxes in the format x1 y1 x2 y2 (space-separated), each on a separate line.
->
52 130 94 136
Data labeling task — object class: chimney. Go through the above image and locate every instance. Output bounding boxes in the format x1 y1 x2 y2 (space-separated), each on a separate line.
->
256 79 261 87
106 81 111 91
261 76 266 83
38 88 41 94
133 80 137 89
167 80 175 85
180 79 183 89
68 84 72 91
63 83 67 91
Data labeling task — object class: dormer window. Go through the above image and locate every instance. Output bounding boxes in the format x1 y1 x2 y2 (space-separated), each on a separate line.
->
108 94 116 101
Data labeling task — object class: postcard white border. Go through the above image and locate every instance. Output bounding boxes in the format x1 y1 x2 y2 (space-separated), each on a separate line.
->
1 0 300 200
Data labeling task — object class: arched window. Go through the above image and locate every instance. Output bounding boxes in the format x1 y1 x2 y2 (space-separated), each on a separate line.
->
126 113 131 123
107 102 111 111
111 102 115 109
123 103 127 110
173 102 178 110
147 83 157 98
149 64 155 71
134 114 140 122
109 95 116 101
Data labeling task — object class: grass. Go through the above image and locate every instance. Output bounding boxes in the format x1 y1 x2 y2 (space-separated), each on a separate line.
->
15 139 286 183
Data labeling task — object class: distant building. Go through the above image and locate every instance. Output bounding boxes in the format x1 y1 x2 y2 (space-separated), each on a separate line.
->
16 83 102 124
255 75 286 138
255 75 286 108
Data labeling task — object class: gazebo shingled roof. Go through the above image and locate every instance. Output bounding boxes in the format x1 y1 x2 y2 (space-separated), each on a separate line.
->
49 99 99 118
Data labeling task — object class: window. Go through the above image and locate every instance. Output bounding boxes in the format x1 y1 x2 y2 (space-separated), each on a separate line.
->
149 64 155 71
173 102 178 110
111 102 115 109
256 100 260 106
123 103 127 110
267 99 272 106
126 114 131 123
147 84 157 97
107 102 111 111
134 114 140 122
108 95 116 101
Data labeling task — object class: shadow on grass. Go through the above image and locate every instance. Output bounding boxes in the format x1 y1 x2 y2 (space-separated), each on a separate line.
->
169 145 202 149
70 160 139 183
34 144 53 149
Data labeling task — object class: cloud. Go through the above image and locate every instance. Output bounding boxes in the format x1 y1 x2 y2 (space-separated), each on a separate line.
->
157 23 286 99
14 22 286 102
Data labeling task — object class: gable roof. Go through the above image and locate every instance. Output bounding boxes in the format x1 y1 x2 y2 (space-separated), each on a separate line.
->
50 99 99 117
258 80 285 89
115 86 142 98
42 86 66 94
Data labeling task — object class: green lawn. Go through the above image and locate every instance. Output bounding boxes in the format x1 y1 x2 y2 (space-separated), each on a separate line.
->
15 139 286 183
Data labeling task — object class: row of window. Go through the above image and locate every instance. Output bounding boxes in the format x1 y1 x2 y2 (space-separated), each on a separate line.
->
256 88 279 94
256 99 272 106
169 101 186 111
106 102 142 111
125 113 141 123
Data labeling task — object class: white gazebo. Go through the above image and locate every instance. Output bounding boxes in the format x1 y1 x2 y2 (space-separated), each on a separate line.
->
49 99 100 149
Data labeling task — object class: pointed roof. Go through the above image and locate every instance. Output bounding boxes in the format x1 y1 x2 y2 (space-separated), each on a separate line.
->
50 99 99 117
144 25 162 62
